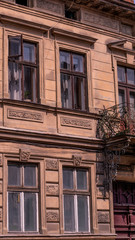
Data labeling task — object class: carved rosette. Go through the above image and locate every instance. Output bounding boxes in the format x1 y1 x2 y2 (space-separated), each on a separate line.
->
72 155 82 166
46 159 58 170
46 210 59 222
20 149 30 162
46 184 59 196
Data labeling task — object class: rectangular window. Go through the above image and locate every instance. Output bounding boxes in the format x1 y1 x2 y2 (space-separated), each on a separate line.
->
15 0 28 6
8 163 39 232
117 66 135 109
60 51 87 111
63 168 90 232
8 36 38 103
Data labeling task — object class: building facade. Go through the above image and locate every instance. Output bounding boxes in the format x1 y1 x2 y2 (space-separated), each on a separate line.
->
0 0 135 239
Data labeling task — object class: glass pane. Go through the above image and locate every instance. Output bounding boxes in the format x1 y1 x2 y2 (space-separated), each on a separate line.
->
64 195 75 231
130 91 135 109
60 51 70 70
24 193 37 231
78 195 89 232
24 165 36 187
77 169 87 190
9 36 21 57
16 0 28 6
117 66 126 83
24 66 36 102
74 77 86 110
61 73 72 109
127 68 135 85
8 192 21 231
63 168 73 189
119 89 125 105
23 43 35 63
73 54 84 73
8 62 22 100
8 165 21 186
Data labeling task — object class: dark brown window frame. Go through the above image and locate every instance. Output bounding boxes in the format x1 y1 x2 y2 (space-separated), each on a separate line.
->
60 50 88 111
8 35 39 103
118 65 135 107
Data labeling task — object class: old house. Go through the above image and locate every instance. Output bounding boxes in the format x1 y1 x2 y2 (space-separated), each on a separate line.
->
0 0 135 239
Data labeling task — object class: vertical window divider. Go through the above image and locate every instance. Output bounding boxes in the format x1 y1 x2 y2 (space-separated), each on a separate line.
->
21 192 24 232
87 195 90 232
36 192 39 232
75 194 78 232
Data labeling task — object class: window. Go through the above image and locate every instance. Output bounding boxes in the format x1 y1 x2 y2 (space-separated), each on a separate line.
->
8 163 39 232
63 167 90 232
8 36 38 103
65 6 79 20
60 51 87 110
118 66 135 108
15 0 28 6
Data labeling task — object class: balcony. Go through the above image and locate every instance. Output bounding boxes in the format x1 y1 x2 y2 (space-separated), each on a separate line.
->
97 103 135 140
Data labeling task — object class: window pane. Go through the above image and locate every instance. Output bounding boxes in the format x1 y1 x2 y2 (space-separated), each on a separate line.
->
119 89 125 105
64 195 75 231
8 192 21 231
74 77 86 110
117 66 126 83
78 195 89 232
60 51 70 70
24 193 37 231
9 36 21 57
24 66 36 102
130 91 135 109
8 62 22 100
77 169 87 190
63 168 73 189
61 73 72 109
23 43 35 63
73 54 84 73
127 68 135 85
8 165 21 186
24 165 36 187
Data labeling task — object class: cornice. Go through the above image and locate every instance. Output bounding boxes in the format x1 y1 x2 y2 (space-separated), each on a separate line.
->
51 28 97 44
0 127 104 151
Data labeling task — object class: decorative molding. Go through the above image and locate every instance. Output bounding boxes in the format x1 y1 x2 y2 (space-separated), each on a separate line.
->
98 211 110 223
37 0 63 15
7 109 43 123
60 117 92 130
82 11 119 31
46 159 58 170
118 164 132 172
46 184 59 195
0 209 2 221
72 155 82 166
51 28 97 45
19 149 30 162
46 210 59 222
108 40 135 54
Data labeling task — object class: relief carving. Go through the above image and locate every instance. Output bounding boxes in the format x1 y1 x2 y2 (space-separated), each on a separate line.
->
46 159 58 170
0 209 2 221
61 117 92 129
46 210 59 222
72 155 82 166
98 211 109 223
37 0 62 14
8 109 43 123
20 149 30 162
121 23 132 36
46 184 59 195
83 12 119 31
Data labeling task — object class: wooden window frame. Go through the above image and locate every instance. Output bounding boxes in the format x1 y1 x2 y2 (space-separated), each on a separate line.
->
118 65 135 106
60 50 88 111
7 162 39 233
63 167 90 233
8 35 39 103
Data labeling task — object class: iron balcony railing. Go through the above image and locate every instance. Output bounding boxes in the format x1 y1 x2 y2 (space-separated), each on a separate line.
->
97 103 135 139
